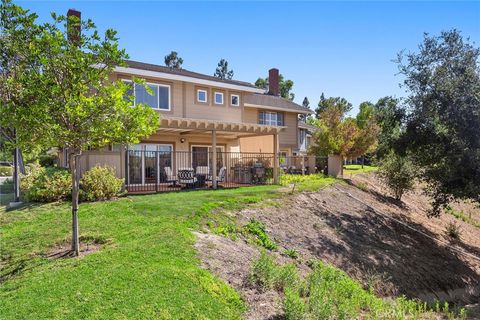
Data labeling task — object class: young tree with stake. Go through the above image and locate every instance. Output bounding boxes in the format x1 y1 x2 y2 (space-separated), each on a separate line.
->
11 9 158 256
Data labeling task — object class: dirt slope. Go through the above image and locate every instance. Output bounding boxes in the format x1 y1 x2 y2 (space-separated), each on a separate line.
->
195 173 480 318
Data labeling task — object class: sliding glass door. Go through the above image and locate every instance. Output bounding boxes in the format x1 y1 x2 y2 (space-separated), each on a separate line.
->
191 145 224 172
128 144 173 185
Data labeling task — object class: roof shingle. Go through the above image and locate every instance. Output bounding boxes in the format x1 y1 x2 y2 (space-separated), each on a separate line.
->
244 94 312 114
124 60 258 89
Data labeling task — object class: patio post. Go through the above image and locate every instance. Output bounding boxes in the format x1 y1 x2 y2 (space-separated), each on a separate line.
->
212 129 217 189
273 133 279 184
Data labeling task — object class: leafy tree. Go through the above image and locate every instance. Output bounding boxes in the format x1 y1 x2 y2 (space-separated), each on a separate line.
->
164 50 183 69
310 99 379 160
356 102 374 129
373 97 405 159
9 8 158 255
255 74 295 101
0 0 45 200
214 58 234 80
378 151 416 200
397 30 480 215
315 93 352 118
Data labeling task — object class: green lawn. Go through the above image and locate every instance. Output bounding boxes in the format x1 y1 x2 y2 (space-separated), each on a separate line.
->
343 164 378 176
2 175 456 319
0 186 283 319
279 173 338 192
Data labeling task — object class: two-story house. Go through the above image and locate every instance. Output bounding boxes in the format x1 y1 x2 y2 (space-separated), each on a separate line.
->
68 61 311 191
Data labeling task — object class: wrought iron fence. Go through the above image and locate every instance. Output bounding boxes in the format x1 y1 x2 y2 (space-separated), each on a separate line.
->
125 150 328 193
280 155 328 175
126 150 276 193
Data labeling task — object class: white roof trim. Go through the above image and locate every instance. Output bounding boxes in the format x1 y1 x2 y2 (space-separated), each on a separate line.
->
244 103 311 114
115 66 264 93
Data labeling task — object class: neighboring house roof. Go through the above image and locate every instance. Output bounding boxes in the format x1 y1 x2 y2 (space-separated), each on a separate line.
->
119 60 261 92
298 122 318 132
244 94 312 114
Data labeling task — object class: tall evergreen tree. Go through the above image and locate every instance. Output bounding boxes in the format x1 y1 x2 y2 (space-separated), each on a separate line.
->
302 97 310 109
315 93 352 119
164 51 183 69
214 58 234 80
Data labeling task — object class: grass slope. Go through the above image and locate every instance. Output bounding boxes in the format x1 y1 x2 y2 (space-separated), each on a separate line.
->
1 186 281 319
344 164 378 176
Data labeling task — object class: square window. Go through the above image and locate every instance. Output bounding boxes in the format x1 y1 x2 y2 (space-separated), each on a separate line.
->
259 111 283 126
231 94 240 106
197 90 207 103
214 92 224 105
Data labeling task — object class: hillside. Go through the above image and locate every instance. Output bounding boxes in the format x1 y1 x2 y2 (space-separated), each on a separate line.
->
196 173 480 319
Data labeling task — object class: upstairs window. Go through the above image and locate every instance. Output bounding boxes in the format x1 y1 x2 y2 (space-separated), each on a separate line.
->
214 92 224 105
230 94 240 106
122 80 170 110
259 111 284 126
197 89 207 103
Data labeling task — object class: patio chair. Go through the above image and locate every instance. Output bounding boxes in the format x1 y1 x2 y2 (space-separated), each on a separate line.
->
178 168 197 188
207 166 226 186
164 167 178 187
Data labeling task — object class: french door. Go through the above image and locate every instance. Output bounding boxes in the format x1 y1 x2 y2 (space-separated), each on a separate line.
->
128 144 173 185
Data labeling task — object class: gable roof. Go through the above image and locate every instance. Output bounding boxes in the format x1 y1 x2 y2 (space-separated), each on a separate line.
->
121 60 260 90
244 94 312 114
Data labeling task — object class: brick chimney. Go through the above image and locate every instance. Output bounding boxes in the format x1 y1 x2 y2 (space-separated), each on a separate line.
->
67 9 81 44
268 68 279 96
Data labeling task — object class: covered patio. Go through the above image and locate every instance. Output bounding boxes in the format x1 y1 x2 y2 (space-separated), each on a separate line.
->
125 116 285 193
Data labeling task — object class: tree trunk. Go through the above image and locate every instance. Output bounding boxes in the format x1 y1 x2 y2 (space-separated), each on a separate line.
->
361 155 364 169
69 152 81 256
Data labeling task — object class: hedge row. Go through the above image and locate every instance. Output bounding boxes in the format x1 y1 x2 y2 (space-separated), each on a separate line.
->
21 164 124 202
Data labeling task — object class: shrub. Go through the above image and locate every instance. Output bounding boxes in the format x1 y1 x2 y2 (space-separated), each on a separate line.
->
283 286 305 320
0 165 12 176
242 218 277 250
445 222 461 240
284 249 299 259
0 179 13 193
250 256 453 319
80 165 124 201
251 251 301 291
21 166 71 202
38 154 58 167
377 151 416 200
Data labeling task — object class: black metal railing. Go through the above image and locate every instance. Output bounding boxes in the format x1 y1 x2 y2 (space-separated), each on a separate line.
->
125 150 328 193
126 151 276 193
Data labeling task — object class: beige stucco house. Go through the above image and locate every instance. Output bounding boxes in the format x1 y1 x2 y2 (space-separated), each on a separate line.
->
61 61 313 191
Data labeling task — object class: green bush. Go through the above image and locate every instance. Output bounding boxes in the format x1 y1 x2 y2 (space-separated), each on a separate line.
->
0 166 12 176
283 286 305 320
38 154 58 167
80 165 124 201
250 255 462 319
0 179 14 193
250 251 301 291
21 166 71 202
242 219 277 250
284 249 299 259
377 151 416 200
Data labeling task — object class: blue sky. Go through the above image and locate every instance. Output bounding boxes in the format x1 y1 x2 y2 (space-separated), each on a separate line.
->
19 1 480 115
